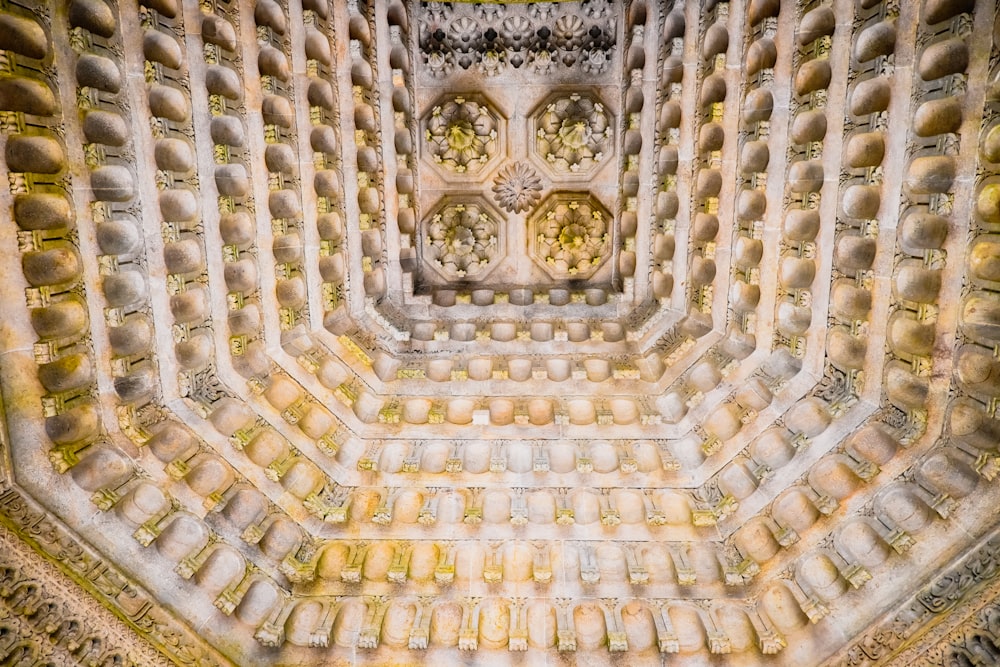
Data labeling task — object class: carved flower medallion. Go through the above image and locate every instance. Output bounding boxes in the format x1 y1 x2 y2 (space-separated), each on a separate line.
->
492 163 543 213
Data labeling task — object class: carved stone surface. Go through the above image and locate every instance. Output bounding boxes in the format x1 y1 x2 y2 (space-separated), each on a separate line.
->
0 0 999 664
532 91 613 176
492 162 543 213
422 197 503 279
422 94 502 175
529 192 612 277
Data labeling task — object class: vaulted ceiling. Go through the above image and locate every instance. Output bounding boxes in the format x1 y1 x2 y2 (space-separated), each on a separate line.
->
1 0 1000 665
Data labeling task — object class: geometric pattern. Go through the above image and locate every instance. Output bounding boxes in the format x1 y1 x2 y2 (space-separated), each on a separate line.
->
1 0 999 665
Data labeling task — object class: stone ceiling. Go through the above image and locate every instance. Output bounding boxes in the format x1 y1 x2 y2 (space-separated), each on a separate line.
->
1 0 1000 665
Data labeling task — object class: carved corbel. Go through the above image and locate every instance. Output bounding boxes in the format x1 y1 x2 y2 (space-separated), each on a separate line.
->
599 488 620 526
132 501 177 547
555 599 576 651
532 542 552 583
435 542 456 583
358 595 389 649
484 541 503 583
703 607 732 654
533 442 549 472
176 538 219 579
254 594 293 647
341 542 369 583
642 489 667 525
264 451 298 483
214 571 257 615
418 488 438 525
388 542 412 583
830 546 872 589
464 487 483 524
280 540 319 584
458 597 481 650
509 598 528 651
446 442 463 473
322 484 351 523
800 485 838 516
372 487 400 525
717 546 746 586
746 606 786 654
47 436 94 473
509 488 528 525
90 474 141 512
669 544 697 586
489 441 506 472
615 443 637 473
579 544 600 584
624 543 648 584
602 599 628 652
356 441 382 471
408 597 434 649
555 488 575 525
784 577 829 623
308 599 340 648
575 443 592 473
301 489 336 523
772 515 800 547
402 441 422 472
651 602 680 653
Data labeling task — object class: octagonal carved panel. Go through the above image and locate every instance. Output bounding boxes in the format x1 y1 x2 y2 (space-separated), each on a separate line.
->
420 197 505 281
528 192 613 279
530 91 614 178
421 94 504 177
